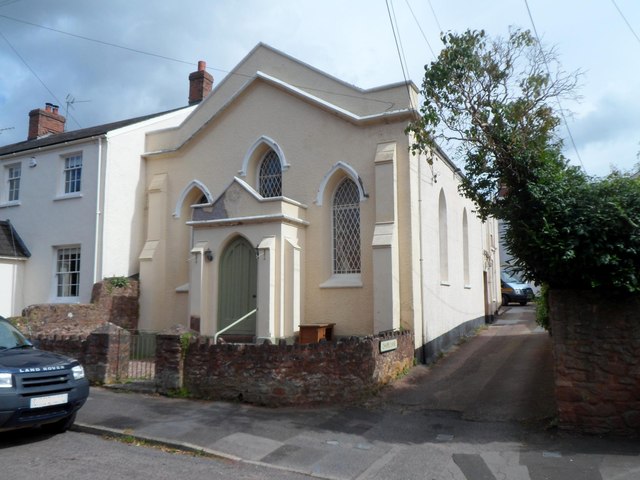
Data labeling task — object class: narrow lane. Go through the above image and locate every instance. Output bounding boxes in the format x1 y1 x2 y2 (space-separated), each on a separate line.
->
382 305 557 424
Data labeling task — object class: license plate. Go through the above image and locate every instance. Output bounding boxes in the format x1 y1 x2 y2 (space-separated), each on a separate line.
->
30 393 69 409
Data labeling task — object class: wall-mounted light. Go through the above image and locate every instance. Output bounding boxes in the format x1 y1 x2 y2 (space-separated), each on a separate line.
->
29 156 37 168
255 244 266 259
204 249 214 262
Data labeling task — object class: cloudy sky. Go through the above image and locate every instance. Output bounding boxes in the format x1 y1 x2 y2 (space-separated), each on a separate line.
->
0 0 638 177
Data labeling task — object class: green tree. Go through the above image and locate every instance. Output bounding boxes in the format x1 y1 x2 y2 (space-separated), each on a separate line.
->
408 28 640 294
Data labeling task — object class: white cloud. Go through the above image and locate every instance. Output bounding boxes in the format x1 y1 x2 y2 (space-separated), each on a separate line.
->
0 0 638 177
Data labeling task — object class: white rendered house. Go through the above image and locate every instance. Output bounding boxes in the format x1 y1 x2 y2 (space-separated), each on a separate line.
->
0 101 196 317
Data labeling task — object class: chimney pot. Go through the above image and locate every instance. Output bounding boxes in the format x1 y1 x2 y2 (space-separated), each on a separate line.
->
188 60 214 105
28 103 66 140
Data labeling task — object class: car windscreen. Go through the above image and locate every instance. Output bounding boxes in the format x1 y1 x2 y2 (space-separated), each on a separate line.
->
501 272 524 284
0 320 32 350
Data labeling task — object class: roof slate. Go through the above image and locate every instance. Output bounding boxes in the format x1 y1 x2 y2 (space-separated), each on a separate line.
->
0 220 30 258
0 106 188 157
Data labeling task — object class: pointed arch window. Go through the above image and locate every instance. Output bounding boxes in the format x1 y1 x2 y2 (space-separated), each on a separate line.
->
463 209 470 286
259 150 282 197
439 190 449 283
333 178 361 274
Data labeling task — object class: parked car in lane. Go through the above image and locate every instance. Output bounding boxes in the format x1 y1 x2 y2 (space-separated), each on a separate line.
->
501 272 534 306
0 317 89 433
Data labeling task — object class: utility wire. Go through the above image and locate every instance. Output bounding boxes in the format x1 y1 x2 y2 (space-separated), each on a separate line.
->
0 27 82 129
404 0 436 59
0 0 21 8
0 13 195 66
427 0 442 33
385 0 416 110
390 0 412 84
610 0 640 47
524 0 585 170
0 13 397 111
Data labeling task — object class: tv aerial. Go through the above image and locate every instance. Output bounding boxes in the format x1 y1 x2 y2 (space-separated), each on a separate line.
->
65 94 91 129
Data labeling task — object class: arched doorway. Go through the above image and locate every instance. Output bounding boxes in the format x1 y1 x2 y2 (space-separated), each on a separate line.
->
217 236 257 336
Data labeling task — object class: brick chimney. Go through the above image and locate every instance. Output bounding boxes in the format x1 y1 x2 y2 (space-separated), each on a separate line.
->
188 60 213 105
28 103 66 140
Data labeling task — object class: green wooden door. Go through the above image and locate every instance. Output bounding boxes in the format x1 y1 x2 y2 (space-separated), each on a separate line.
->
217 237 257 335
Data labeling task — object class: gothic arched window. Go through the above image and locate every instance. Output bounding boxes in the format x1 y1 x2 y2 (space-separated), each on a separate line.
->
258 150 282 197
332 178 361 274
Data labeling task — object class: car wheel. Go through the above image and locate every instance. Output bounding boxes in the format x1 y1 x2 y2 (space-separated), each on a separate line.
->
519 301 527 306
502 294 509 306
41 412 77 434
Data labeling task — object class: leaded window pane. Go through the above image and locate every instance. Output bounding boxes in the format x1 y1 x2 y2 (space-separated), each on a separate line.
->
56 247 81 297
259 151 282 197
333 178 361 274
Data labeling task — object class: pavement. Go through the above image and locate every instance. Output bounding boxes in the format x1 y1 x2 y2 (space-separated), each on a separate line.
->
75 306 640 480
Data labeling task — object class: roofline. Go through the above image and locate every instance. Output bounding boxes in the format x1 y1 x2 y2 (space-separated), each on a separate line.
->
144 72 416 158
250 42 420 94
434 143 463 177
0 135 104 159
208 42 418 107
0 106 191 158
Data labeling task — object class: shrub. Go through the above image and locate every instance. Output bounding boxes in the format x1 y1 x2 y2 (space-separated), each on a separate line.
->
105 276 130 292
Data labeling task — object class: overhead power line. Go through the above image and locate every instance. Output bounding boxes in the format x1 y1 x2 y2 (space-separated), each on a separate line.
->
523 0 585 170
427 0 442 33
610 0 640 47
0 0 21 8
0 26 82 129
404 0 436 59
0 13 195 66
0 13 398 111
385 0 416 110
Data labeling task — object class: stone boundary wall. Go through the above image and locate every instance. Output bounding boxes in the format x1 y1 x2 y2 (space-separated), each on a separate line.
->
20 304 106 337
549 290 640 436
16 279 139 337
91 280 139 330
32 323 130 385
156 330 414 407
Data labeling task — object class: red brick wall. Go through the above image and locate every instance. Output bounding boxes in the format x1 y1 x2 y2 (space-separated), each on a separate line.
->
156 330 414 406
33 324 130 384
20 304 107 337
18 279 140 337
91 280 139 330
549 290 640 436
18 280 137 385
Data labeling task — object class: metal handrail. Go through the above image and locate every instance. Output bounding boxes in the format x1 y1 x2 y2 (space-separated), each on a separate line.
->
214 308 257 344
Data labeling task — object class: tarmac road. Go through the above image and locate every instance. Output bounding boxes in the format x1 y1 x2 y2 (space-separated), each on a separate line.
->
71 305 640 480
0 429 315 480
381 304 557 424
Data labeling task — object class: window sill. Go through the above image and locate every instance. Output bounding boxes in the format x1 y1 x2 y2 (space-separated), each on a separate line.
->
464 285 472 290
440 281 451 287
54 193 83 201
320 274 363 289
52 297 80 303
0 200 20 208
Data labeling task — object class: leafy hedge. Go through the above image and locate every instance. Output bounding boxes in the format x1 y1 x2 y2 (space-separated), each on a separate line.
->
505 166 640 294
407 28 640 296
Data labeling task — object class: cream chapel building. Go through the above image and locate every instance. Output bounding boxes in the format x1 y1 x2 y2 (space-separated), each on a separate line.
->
139 44 501 361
